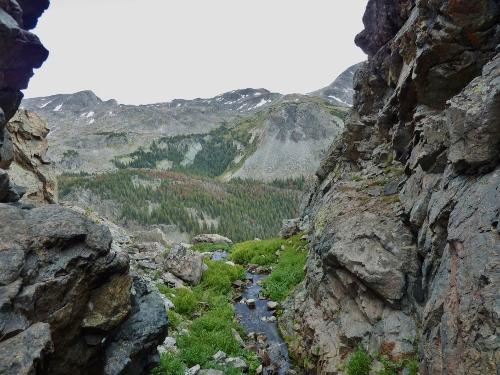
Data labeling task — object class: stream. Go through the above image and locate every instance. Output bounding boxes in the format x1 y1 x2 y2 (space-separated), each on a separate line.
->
234 272 292 375
210 251 293 374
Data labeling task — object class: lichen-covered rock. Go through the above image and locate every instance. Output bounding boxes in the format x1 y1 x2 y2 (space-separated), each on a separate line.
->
280 218 301 239
7 109 57 203
163 243 204 285
282 1 500 374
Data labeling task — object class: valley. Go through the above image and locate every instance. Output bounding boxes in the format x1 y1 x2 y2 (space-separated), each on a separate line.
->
21 66 357 242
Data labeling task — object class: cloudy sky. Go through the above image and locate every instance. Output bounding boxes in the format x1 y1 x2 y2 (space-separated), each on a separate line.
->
24 0 368 105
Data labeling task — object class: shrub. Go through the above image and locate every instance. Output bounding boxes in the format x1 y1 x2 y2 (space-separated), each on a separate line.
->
172 288 198 316
262 242 307 301
346 346 372 375
152 352 186 375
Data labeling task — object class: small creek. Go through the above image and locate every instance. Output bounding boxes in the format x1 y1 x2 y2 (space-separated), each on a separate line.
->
210 251 292 374
234 272 292 374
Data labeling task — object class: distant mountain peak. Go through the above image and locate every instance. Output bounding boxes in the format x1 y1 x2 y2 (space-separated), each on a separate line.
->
309 62 364 106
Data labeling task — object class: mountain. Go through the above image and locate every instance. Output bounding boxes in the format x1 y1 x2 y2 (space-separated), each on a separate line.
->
21 88 282 174
21 69 353 180
309 62 362 106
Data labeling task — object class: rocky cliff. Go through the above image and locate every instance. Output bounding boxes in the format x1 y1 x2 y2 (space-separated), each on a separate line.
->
0 0 48 202
7 109 56 203
281 0 499 374
0 2 168 374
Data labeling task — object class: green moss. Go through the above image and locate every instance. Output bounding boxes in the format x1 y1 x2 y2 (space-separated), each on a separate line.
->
199 260 245 295
376 354 419 375
230 238 284 266
345 346 372 375
262 236 307 301
172 288 198 316
152 352 186 375
154 260 257 375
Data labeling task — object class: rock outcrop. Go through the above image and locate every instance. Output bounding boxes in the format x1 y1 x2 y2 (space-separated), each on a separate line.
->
0 0 49 202
0 204 168 374
281 1 500 374
7 109 56 203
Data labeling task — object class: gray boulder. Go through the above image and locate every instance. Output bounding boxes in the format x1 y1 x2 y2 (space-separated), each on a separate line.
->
163 243 204 285
192 233 233 244
280 218 301 238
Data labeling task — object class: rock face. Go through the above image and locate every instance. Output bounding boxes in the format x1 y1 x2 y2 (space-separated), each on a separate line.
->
0 0 49 202
0 203 167 374
281 1 500 374
7 109 56 203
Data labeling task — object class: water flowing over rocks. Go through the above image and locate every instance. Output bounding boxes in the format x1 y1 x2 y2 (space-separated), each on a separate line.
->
280 1 500 374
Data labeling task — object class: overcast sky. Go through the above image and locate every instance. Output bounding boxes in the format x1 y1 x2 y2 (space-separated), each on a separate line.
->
24 0 368 105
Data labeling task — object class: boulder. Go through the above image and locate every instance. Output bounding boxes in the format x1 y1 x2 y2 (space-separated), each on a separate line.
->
280 218 300 238
192 233 232 244
225 357 248 371
163 243 204 285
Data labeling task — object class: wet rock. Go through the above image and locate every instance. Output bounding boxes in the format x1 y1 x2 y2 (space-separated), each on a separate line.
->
163 243 204 285
267 301 279 310
258 349 271 366
280 218 300 238
192 233 232 244
246 299 256 309
257 334 268 344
